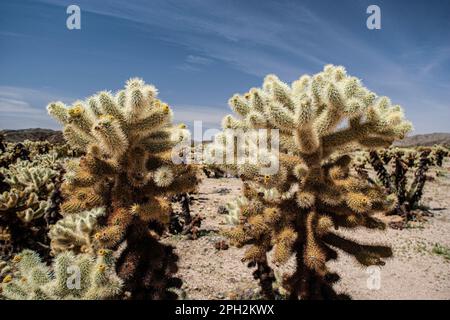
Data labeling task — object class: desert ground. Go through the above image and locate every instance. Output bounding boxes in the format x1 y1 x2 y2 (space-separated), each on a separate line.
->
164 163 450 300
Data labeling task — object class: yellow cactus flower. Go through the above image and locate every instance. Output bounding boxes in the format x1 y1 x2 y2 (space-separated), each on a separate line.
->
68 104 84 117
2 275 12 283
98 264 106 273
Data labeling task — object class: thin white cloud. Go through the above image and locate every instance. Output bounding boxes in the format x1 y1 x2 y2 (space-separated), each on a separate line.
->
0 97 42 114
176 55 214 72
186 55 213 65
0 86 73 129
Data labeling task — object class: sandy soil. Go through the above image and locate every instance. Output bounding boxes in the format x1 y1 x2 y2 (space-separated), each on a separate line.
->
163 164 450 300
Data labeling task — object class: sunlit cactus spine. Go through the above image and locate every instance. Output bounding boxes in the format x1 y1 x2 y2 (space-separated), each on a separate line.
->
215 65 412 299
47 78 200 299
0 249 122 300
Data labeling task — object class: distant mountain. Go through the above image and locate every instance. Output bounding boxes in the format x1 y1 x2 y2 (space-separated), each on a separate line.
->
1 128 64 144
393 132 450 147
2 129 450 148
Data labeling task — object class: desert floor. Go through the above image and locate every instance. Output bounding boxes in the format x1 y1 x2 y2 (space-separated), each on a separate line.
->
164 165 450 300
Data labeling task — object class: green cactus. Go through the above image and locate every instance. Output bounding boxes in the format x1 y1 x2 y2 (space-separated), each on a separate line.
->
0 249 122 300
47 78 200 299
213 65 411 299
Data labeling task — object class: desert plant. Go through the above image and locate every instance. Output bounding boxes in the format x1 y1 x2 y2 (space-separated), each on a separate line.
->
431 145 449 167
47 78 200 299
0 249 122 299
431 243 450 260
368 147 433 222
0 132 5 153
54 143 84 158
224 193 279 299
0 142 30 169
0 156 64 261
169 193 202 238
48 207 106 255
23 140 52 157
214 65 411 299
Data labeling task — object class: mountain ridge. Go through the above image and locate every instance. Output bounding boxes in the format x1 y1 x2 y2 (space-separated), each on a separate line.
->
2 128 450 147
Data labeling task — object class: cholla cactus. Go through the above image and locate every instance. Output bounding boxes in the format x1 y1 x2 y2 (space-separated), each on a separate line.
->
0 142 30 169
0 189 50 223
3 163 57 196
0 259 12 281
54 143 83 158
225 196 249 225
0 132 5 153
0 249 122 300
0 156 64 261
214 65 412 299
431 145 449 167
0 157 62 223
49 207 106 255
22 140 51 157
47 78 200 299
368 147 434 224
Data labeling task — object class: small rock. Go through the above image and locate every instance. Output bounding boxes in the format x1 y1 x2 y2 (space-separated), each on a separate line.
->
214 240 229 250
227 292 238 300
217 205 228 215
216 188 231 195
216 293 225 299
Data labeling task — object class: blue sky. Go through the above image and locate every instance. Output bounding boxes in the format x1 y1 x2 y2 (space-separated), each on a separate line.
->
1 0 449 134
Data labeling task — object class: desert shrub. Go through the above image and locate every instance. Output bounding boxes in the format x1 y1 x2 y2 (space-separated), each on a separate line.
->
169 193 203 239
0 153 65 262
22 140 51 157
0 142 30 169
1 249 122 299
431 145 449 167
214 65 411 299
367 147 439 223
46 78 200 299
0 132 5 153
48 207 105 256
